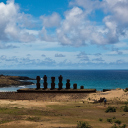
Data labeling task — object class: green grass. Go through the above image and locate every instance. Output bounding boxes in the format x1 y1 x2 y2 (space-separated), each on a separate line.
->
0 107 20 115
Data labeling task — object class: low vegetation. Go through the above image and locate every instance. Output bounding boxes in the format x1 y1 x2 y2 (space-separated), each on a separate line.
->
105 117 126 128
120 105 128 112
105 107 116 113
114 120 121 125
99 118 103 122
107 118 113 123
77 121 92 128
124 89 127 92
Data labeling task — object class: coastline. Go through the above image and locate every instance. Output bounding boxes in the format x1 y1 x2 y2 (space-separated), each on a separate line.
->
0 70 128 91
0 75 35 87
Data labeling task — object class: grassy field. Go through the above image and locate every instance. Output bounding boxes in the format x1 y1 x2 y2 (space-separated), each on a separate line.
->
0 99 128 128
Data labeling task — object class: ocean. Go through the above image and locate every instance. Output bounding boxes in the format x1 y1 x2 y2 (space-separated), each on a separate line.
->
0 70 128 92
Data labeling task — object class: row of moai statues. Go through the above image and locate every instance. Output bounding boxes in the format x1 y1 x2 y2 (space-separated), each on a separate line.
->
36 75 84 90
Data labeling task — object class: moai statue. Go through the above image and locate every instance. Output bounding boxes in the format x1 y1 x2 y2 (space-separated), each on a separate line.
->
80 85 84 89
73 83 77 89
66 79 70 89
58 75 63 90
51 77 55 90
36 76 40 89
43 75 48 89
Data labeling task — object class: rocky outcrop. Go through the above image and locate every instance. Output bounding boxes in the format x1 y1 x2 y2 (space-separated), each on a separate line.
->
0 75 35 87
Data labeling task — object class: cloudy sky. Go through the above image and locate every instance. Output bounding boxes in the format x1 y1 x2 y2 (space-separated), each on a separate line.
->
0 0 128 69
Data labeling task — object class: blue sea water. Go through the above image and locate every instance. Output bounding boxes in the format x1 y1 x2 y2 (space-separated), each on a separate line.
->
0 70 128 92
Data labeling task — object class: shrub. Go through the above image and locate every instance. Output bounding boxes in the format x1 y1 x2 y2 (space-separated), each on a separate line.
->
119 124 126 128
107 118 112 123
77 121 92 128
113 116 116 119
125 88 128 91
111 124 118 128
124 101 128 105
105 107 116 113
114 120 121 125
88 98 91 101
124 89 127 92
123 106 128 112
99 118 103 122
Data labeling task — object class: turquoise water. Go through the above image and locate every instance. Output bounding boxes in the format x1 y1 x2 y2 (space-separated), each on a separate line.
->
0 70 128 91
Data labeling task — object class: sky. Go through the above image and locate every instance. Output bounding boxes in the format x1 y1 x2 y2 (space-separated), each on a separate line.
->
0 0 128 69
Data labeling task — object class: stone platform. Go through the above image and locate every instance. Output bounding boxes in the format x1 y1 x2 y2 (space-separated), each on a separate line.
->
17 88 96 93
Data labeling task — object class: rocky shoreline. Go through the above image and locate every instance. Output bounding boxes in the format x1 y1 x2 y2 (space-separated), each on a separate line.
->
0 74 35 87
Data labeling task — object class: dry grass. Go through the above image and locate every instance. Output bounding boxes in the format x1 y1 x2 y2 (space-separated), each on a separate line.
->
0 99 128 128
0 90 128 128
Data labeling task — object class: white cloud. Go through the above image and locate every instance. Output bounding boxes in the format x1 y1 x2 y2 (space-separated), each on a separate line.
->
0 41 17 49
24 29 39 35
76 52 90 61
102 0 128 42
77 52 87 58
56 7 87 46
1 0 128 47
41 54 46 57
40 12 61 28
55 53 65 57
69 0 100 14
114 42 128 48
53 0 128 46
0 55 7 60
56 6 110 46
92 57 104 62
0 0 36 42
39 27 54 42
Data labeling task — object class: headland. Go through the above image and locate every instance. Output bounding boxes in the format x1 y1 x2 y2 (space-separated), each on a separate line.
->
0 74 35 87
